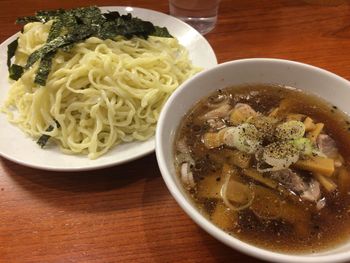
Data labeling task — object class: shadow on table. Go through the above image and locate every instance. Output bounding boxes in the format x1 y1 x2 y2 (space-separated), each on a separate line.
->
1 153 163 212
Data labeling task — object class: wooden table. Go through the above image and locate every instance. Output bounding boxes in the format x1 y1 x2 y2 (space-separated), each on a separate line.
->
1 0 350 262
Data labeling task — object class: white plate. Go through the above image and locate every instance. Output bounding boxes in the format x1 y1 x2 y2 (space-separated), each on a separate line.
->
0 6 217 171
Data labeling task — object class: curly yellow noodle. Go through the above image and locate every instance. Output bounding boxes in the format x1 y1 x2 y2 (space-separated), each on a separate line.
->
2 21 200 159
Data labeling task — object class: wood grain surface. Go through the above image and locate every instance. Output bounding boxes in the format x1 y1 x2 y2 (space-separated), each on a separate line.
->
1 0 350 262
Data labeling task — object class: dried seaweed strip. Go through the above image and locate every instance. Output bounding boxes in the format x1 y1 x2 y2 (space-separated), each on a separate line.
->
25 25 94 69
7 37 24 80
37 120 60 148
9 64 24 80
7 38 18 67
10 6 173 84
34 20 63 86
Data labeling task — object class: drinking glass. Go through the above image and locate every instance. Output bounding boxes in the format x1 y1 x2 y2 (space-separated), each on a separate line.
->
169 0 220 35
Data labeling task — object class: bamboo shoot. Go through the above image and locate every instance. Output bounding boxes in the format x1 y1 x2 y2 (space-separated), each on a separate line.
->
294 156 334 177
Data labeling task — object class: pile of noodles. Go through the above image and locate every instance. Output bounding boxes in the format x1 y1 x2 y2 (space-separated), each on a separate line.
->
3 21 200 159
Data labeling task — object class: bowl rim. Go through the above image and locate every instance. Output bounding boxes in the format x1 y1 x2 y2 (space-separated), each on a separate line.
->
155 58 350 263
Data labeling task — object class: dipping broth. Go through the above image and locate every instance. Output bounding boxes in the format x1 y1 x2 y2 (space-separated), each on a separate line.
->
174 84 350 253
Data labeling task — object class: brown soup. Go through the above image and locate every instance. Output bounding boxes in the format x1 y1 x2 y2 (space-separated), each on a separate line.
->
174 84 350 253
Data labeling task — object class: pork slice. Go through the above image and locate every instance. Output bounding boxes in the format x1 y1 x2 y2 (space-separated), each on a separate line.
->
271 169 308 193
201 103 231 120
177 139 190 154
234 103 257 115
206 118 227 130
270 169 321 203
317 134 338 158
300 179 321 202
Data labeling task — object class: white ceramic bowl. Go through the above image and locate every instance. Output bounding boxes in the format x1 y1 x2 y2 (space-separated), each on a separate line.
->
155 58 350 263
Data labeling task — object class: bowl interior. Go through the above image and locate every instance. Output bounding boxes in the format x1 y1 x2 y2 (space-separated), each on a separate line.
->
156 58 350 263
